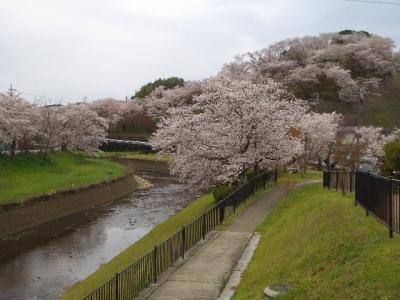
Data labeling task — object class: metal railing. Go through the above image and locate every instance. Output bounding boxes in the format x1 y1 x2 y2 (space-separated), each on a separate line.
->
323 170 400 237
82 170 278 300
323 171 356 192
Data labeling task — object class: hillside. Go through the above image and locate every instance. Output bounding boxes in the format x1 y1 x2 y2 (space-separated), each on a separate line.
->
316 73 400 130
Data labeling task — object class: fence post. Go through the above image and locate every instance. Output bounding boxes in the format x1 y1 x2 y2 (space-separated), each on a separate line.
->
328 171 331 189
181 226 186 259
219 202 225 223
350 172 353 193
263 173 266 189
115 273 120 300
366 172 370 216
153 246 157 283
354 171 358 206
275 169 278 184
388 179 393 238
336 172 339 191
202 214 206 240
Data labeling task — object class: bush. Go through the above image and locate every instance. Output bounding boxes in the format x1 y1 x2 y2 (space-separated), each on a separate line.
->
213 184 237 203
382 141 400 177
132 77 184 99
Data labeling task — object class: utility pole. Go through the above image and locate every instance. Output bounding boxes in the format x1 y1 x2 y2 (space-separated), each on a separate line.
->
7 83 17 97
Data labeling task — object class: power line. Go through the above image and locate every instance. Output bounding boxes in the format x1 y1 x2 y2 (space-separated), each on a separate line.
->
346 0 400 6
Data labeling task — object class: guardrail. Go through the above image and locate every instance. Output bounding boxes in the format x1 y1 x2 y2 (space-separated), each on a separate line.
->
82 170 278 300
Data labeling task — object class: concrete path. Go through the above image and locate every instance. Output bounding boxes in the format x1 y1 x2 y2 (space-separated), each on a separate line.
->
148 231 252 300
140 183 290 300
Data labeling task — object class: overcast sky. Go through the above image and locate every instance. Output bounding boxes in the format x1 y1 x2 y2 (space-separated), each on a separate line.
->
0 0 399 103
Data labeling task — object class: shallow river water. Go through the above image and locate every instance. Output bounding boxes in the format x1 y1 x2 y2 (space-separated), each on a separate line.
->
0 171 196 300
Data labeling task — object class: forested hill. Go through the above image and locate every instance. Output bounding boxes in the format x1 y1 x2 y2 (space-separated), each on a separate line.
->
314 73 400 130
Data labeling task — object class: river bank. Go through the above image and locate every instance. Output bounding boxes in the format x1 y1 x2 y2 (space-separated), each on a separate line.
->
0 170 197 299
0 158 169 239
0 152 125 206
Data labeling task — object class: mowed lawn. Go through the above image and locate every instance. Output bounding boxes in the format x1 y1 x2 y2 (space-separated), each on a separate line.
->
61 193 215 299
233 183 400 299
0 152 124 204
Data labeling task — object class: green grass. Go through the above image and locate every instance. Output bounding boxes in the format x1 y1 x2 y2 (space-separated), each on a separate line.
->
61 192 215 300
278 170 322 184
0 152 124 204
233 184 400 299
96 151 170 162
217 184 275 230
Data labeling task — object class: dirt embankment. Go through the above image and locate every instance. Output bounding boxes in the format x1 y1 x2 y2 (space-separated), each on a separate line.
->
0 158 169 240
110 158 170 174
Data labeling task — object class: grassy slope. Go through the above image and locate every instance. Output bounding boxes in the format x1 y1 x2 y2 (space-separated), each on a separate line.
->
278 170 322 184
233 184 400 299
0 153 124 204
97 151 170 162
61 193 215 300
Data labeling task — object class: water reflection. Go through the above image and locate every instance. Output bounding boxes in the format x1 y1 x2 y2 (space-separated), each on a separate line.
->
0 172 196 299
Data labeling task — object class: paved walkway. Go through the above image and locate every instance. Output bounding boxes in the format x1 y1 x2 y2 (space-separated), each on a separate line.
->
139 184 289 300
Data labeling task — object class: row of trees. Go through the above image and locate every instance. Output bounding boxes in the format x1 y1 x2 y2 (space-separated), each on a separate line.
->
144 76 399 190
0 94 137 156
138 31 400 190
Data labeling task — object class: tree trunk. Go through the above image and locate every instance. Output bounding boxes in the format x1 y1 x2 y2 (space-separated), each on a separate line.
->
239 170 247 186
317 157 323 170
253 164 259 176
341 170 346 196
10 139 16 156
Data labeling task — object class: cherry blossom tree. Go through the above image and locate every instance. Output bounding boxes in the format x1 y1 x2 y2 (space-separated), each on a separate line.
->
331 127 368 174
34 103 109 155
356 126 400 168
151 78 307 190
325 126 400 172
58 104 109 152
0 93 37 155
221 31 399 103
88 98 127 126
297 112 342 173
141 81 202 119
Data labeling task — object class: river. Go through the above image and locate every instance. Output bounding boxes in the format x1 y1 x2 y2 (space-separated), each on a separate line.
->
0 171 196 300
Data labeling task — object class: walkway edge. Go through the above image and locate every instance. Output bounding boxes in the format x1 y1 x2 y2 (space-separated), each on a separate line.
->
218 233 261 300
135 231 220 300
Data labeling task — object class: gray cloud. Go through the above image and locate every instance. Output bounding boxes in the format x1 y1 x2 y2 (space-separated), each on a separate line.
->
0 0 399 103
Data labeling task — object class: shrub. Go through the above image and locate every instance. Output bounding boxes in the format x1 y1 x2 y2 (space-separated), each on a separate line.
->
382 141 400 177
213 184 237 203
